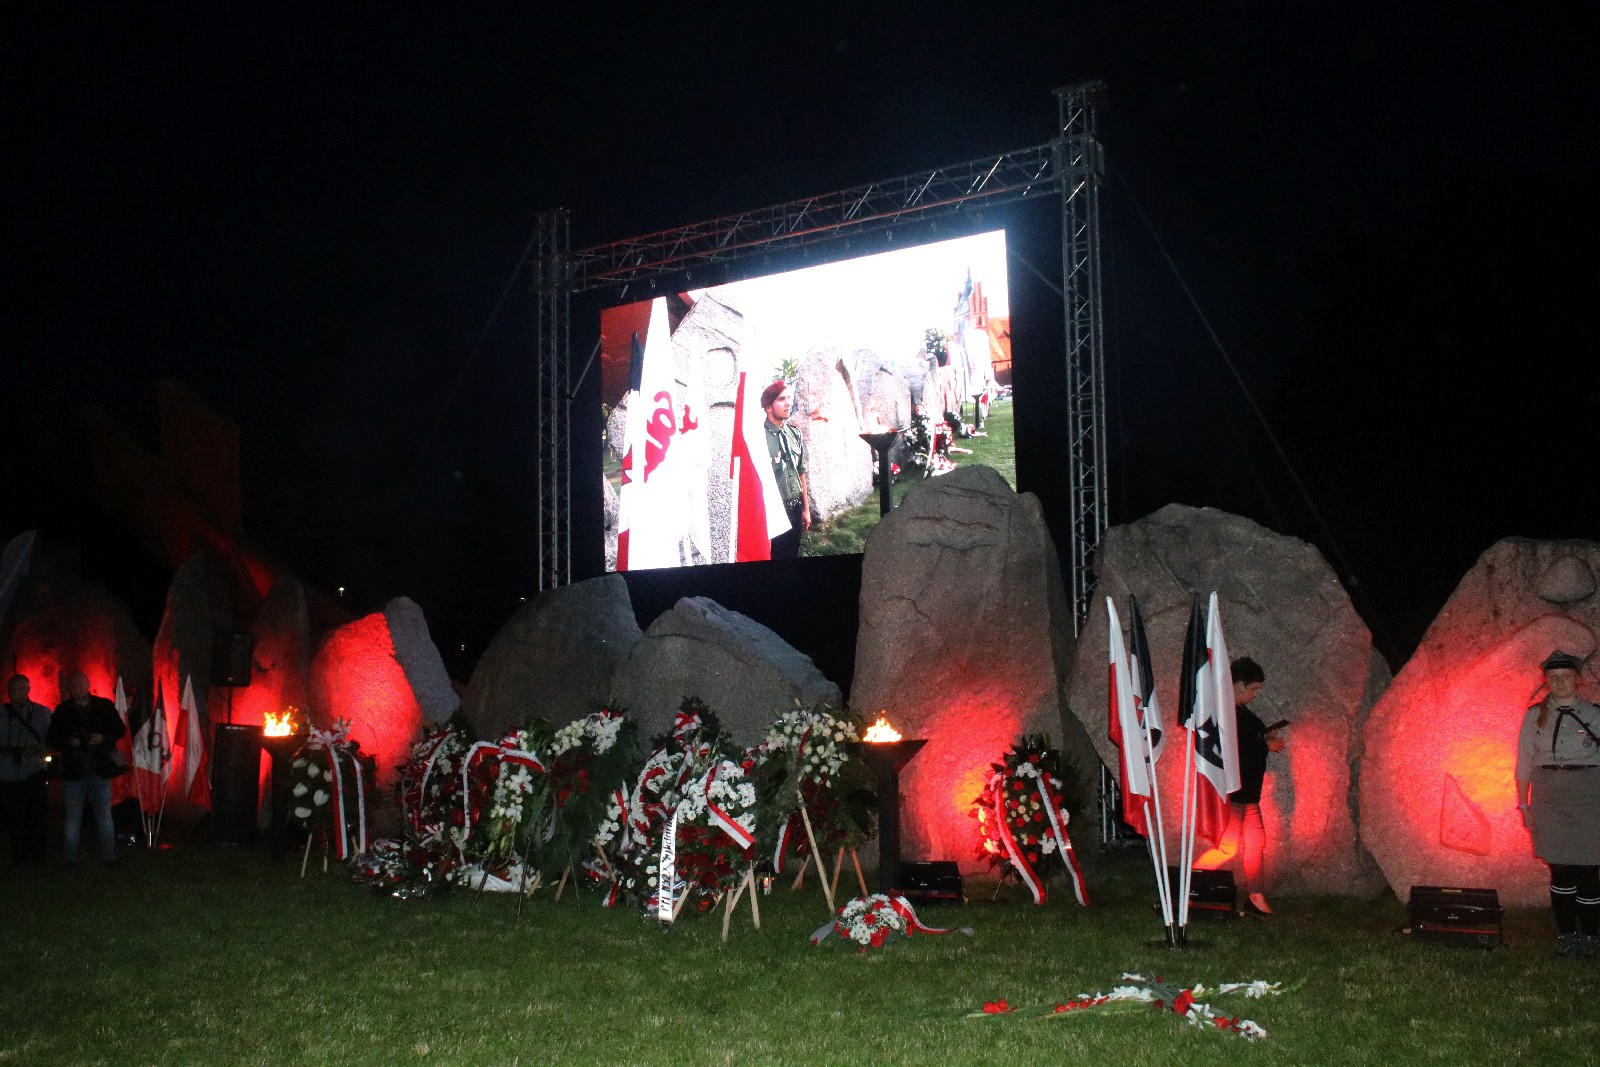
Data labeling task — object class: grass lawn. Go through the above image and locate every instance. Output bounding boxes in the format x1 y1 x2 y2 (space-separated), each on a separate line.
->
6 824 1596 1066
804 399 1017 556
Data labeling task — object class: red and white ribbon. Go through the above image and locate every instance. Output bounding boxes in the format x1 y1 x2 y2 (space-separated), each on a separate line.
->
1036 775 1089 907
308 724 367 860
457 741 547 853
702 762 755 852
989 774 1045 904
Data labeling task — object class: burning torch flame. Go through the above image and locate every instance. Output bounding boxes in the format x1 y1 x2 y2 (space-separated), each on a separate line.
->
863 715 902 743
262 710 295 738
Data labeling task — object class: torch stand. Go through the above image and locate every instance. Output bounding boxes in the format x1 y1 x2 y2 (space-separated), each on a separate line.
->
262 734 301 864
858 431 901 517
859 738 927 893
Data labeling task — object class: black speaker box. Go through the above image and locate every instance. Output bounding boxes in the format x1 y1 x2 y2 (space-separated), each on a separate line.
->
211 631 254 687
896 860 965 904
1405 886 1502 948
1167 866 1238 919
210 723 263 845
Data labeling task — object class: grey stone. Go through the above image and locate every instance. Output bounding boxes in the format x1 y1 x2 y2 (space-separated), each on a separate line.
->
609 596 841 746
794 346 874 522
153 550 232 724
462 574 643 740
248 577 313 717
1361 538 1600 907
853 350 913 434
850 465 1098 874
1067 504 1389 898
382 597 460 725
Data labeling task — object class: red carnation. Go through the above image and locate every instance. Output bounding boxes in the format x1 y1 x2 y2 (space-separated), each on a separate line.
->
1173 990 1195 1015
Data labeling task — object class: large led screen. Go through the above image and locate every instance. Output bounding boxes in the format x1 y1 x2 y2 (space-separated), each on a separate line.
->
600 229 1011 571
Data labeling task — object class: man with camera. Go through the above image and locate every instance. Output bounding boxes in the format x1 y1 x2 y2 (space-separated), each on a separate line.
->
46 672 125 867
1 673 52 864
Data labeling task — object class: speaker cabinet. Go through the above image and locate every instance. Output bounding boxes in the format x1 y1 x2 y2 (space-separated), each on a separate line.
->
211 631 254 687
210 723 263 845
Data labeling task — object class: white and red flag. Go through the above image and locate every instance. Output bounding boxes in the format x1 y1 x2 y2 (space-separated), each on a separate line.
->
1106 598 1154 837
171 675 212 808
111 676 136 806
726 370 790 562
1177 592 1238 848
616 297 705 570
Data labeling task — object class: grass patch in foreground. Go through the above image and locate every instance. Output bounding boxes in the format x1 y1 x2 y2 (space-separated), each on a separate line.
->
4 836 1597 1066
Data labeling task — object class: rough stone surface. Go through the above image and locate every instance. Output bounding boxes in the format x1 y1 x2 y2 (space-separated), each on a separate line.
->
1067 504 1390 898
793 346 874 521
850 465 1097 875
609 596 841 746
383 597 460 725
2 570 153 711
310 611 424 791
1361 538 1600 907
462 575 643 740
854 350 913 433
153 550 232 735
244 578 313 721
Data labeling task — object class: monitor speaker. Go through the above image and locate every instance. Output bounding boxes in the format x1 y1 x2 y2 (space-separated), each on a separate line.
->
1404 885 1503 948
897 860 965 904
1167 866 1238 919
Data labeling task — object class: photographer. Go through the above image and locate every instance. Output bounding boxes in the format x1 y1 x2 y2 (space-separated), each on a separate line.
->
46 672 125 867
1 674 52 864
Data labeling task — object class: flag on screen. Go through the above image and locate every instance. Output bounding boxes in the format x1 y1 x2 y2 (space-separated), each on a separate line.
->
1106 598 1156 838
726 371 791 562
111 676 136 805
1177 592 1238 846
615 297 695 570
132 681 170 811
171 675 212 808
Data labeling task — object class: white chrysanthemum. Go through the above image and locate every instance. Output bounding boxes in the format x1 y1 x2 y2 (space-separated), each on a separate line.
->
293 806 312 819
305 763 322 779
292 783 308 796
313 789 330 806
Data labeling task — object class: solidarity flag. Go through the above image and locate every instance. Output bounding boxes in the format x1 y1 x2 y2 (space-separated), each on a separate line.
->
171 675 212 808
132 680 171 811
1106 598 1155 837
1127 596 1166 766
1176 592 1238 847
615 297 709 570
726 370 790 562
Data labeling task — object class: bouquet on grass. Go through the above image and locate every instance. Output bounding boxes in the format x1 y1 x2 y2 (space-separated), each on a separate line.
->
353 724 472 896
598 698 757 915
513 708 637 885
970 734 1089 906
288 719 377 861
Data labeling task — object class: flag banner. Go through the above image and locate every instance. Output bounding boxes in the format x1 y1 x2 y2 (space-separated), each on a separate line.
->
132 681 170 807
727 370 790 562
172 675 212 808
1127 596 1166 767
615 297 706 570
1179 593 1239 847
111 676 136 805
1106 598 1154 837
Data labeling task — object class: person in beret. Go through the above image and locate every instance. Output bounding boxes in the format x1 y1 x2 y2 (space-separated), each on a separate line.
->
760 380 809 559
1515 650 1600 958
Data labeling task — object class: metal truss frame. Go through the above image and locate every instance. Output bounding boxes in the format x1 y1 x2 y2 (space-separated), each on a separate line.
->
533 82 1107 610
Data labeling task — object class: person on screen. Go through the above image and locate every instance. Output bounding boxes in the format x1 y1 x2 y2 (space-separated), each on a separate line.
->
761 380 809 559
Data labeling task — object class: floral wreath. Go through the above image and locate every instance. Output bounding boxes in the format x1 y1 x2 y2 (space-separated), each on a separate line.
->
753 703 873 875
599 699 756 915
289 720 377 861
970 734 1088 906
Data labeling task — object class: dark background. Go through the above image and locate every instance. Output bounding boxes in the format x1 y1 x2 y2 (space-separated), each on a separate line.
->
6 2 1597 680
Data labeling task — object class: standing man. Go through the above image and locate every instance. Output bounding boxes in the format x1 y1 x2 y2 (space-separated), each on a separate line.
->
1516 650 1600 958
1194 656 1286 916
46 672 125 867
761 380 810 559
1 674 52 864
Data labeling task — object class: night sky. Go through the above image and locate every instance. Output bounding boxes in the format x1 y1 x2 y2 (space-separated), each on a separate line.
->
8 3 1597 674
